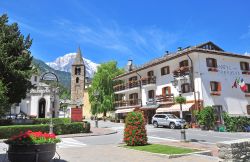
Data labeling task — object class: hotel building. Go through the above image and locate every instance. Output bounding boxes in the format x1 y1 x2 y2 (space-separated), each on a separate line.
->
113 42 250 124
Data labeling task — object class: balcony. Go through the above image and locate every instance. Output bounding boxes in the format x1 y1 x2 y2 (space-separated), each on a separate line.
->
155 94 174 104
141 76 156 86
114 99 141 108
113 80 140 92
173 66 190 77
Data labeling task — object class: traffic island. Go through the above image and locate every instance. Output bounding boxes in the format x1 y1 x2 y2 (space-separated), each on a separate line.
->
121 144 212 159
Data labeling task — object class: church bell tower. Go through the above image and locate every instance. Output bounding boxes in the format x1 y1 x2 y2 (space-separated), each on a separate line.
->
71 47 85 107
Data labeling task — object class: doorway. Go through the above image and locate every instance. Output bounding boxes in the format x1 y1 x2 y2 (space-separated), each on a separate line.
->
38 98 46 118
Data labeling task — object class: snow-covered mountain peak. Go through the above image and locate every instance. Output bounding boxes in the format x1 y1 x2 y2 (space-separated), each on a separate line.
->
46 53 99 78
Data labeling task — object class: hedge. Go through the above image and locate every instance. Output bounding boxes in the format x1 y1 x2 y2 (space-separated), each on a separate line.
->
33 118 71 125
0 118 71 126
223 113 250 132
0 122 91 139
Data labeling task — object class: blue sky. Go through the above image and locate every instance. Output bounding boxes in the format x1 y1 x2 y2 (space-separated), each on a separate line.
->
1 0 250 67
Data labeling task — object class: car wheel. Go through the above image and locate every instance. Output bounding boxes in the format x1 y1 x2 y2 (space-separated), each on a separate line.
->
170 123 176 129
153 121 158 128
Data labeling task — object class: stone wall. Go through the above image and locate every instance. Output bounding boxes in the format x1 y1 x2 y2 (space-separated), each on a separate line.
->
217 138 250 162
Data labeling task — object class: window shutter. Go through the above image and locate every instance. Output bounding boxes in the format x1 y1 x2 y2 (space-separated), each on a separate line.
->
214 59 218 68
167 86 171 94
206 58 210 67
162 87 166 96
218 82 222 91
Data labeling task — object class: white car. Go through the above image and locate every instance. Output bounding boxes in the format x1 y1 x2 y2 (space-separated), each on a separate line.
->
151 114 186 129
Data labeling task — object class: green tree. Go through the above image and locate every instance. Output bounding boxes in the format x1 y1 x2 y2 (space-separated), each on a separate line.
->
0 14 33 111
0 80 8 115
197 106 216 130
88 61 124 116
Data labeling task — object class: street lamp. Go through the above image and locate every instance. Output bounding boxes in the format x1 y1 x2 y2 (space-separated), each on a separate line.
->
40 72 59 134
178 91 186 142
93 91 99 128
171 78 187 142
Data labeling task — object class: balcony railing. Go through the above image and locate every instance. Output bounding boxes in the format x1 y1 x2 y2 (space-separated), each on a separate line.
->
173 66 190 77
114 99 141 107
155 94 174 104
113 80 140 92
141 76 156 85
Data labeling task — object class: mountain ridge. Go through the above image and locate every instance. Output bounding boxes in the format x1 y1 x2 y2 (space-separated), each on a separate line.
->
46 53 99 78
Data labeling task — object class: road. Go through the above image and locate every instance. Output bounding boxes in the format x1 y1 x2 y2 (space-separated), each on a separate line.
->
0 121 249 162
90 120 250 144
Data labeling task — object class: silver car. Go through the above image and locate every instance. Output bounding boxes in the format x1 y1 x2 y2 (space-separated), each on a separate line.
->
151 114 186 129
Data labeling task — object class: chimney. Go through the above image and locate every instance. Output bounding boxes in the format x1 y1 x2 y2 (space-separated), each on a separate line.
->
127 60 133 71
177 47 182 51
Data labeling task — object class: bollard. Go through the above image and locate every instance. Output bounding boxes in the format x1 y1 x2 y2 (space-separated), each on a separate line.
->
180 129 186 142
95 119 98 128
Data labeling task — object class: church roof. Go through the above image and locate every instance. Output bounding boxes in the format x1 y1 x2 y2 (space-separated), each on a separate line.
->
72 47 84 65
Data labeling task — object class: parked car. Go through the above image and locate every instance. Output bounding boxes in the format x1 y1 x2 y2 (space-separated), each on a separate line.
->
151 114 186 129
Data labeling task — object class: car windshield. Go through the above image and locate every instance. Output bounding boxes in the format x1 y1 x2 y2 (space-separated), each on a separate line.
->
167 114 178 119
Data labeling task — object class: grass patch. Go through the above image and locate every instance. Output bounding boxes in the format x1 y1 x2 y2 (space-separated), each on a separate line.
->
124 144 198 155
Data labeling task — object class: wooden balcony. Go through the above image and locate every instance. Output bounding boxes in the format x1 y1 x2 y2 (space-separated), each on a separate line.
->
141 76 156 86
114 99 141 108
113 80 140 92
155 94 174 104
173 66 190 77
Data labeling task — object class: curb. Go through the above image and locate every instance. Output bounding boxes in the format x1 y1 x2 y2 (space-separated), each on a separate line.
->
119 145 213 159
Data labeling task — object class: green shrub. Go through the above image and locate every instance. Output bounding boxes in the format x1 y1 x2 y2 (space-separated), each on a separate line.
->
0 122 91 139
175 96 186 104
33 118 71 125
197 106 216 130
124 111 147 146
223 113 250 132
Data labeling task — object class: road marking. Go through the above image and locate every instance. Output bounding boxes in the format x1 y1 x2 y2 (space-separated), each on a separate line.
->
148 136 179 142
57 138 86 149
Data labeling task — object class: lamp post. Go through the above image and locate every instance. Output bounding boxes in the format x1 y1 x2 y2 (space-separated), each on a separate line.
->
40 72 59 134
94 91 99 128
178 91 186 142
171 78 187 142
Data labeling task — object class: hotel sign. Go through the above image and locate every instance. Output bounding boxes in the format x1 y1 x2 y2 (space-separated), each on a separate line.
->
217 65 240 76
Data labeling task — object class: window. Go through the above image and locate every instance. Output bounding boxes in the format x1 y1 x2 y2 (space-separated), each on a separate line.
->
246 84 250 93
162 86 171 96
206 58 217 68
148 90 155 99
181 83 190 93
147 71 154 77
161 66 170 75
34 76 37 82
129 76 137 81
76 77 79 83
247 105 250 115
210 81 221 92
75 67 81 75
179 60 189 67
240 62 249 71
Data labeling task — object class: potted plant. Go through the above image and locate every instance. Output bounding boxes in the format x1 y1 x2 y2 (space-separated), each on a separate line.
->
4 130 61 162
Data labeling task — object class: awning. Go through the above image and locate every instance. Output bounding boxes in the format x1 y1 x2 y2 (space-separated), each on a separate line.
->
156 103 194 113
115 108 135 114
141 104 160 110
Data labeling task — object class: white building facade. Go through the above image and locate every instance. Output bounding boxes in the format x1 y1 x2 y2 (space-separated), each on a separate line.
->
113 42 250 124
12 73 60 118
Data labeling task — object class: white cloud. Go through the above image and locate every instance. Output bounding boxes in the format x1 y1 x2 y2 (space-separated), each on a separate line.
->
240 25 250 39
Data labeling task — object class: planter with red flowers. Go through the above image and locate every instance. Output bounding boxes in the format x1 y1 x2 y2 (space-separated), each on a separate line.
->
4 130 61 162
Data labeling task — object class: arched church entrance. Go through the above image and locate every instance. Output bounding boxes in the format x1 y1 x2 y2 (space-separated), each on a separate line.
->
38 98 46 118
